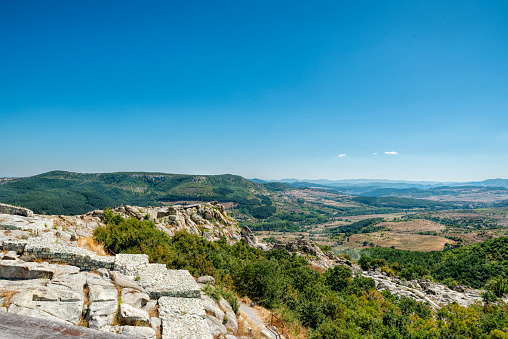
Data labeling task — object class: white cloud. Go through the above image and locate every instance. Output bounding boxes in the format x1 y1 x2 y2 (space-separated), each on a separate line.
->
373 153 378 155
337 154 347 158
384 151 398 155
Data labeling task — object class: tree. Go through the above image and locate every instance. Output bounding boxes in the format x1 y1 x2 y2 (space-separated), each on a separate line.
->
324 265 351 292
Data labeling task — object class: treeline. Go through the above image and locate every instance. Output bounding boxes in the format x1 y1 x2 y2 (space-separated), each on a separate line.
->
404 213 498 229
245 211 329 232
94 210 508 338
363 237 508 288
328 218 385 236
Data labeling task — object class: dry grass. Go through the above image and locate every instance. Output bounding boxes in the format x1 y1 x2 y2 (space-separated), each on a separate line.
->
0 290 19 309
347 232 454 251
77 286 90 327
148 304 159 319
383 219 444 233
77 237 108 256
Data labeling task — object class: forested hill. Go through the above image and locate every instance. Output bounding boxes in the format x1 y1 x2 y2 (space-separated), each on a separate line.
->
0 171 276 216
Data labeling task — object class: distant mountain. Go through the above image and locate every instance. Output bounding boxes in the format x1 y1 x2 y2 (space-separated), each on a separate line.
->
252 178 508 190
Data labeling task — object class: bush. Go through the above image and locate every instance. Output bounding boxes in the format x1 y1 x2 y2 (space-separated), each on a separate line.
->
324 265 352 292
485 276 508 297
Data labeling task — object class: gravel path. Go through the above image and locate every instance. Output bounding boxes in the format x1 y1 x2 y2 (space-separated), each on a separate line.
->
239 303 266 329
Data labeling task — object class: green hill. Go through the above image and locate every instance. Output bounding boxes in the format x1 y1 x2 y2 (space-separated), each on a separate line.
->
0 170 274 216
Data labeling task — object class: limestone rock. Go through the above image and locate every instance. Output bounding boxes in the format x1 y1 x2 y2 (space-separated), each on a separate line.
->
119 325 156 339
143 300 157 314
150 316 161 333
201 295 224 323
87 300 118 329
121 288 149 309
3 251 19 260
0 260 54 280
89 285 117 303
206 314 227 337
224 310 238 333
119 303 150 326
197 276 215 285
111 271 144 291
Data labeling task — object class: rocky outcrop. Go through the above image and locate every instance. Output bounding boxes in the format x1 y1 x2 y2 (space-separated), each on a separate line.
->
240 226 269 251
86 202 242 245
0 203 34 217
357 268 508 309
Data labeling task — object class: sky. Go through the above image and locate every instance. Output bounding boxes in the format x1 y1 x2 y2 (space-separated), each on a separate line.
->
1 1 507 181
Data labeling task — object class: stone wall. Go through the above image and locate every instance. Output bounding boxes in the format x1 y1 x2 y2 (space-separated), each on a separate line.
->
0 203 34 217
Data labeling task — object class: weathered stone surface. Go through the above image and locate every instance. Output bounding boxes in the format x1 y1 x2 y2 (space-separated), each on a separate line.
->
0 311 132 339
0 260 54 280
201 295 224 323
151 316 161 333
119 303 150 326
119 325 156 339
197 276 215 285
89 285 117 303
143 299 157 313
0 204 34 217
7 287 84 325
4 251 19 260
159 297 213 339
87 300 118 329
206 314 227 337
121 288 150 309
224 310 238 333
140 269 201 299
111 271 144 291
48 273 87 294
87 273 114 287
218 297 233 314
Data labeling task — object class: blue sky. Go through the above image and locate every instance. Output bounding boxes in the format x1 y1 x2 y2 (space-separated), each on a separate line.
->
1 1 507 181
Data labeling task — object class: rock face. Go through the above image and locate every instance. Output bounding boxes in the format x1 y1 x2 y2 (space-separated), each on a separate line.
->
0 203 34 217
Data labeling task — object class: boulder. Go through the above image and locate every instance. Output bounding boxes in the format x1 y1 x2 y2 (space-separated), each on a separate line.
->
121 288 149 309
197 276 215 285
143 300 157 314
119 303 150 326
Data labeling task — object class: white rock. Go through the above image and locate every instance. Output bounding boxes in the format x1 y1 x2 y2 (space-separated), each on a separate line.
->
119 325 156 339
119 303 150 326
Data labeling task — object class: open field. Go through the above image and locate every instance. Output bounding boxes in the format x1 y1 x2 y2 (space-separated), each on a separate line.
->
344 232 454 251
